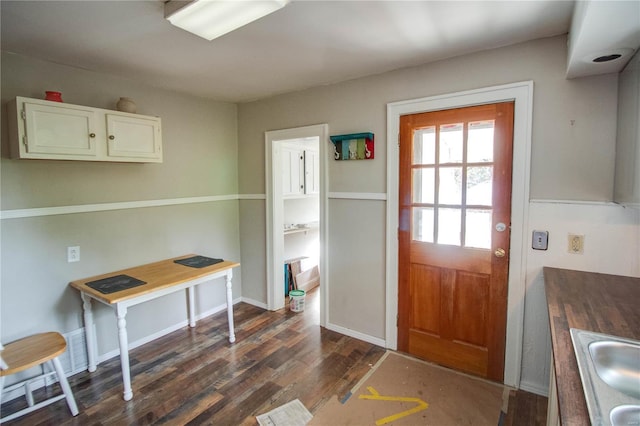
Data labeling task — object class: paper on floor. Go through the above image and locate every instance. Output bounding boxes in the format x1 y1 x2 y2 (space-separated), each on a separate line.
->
256 399 313 426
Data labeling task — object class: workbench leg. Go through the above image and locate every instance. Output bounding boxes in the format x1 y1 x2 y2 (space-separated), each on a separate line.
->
187 286 196 327
81 293 98 372
226 270 236 343
116 305 133 401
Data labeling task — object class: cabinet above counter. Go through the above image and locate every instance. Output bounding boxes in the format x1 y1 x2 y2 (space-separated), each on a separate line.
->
7 96 162 163
614 51 640 208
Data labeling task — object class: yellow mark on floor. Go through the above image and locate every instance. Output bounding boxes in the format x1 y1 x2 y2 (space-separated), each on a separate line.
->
358 386 429 425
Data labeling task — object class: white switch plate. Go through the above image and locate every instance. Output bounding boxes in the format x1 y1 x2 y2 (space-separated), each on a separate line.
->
67 246 80 262
532 230 549 250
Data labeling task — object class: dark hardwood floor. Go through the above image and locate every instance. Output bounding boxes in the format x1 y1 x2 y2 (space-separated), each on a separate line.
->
2 288 546 425
503 389 548 426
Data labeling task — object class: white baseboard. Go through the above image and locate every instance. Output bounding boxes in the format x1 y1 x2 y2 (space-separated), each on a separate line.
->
98 297 242 363
241 297 268 309
518 379 549 397
325 322 386 347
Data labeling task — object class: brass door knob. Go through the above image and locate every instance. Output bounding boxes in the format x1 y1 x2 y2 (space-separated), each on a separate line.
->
495 248 506 258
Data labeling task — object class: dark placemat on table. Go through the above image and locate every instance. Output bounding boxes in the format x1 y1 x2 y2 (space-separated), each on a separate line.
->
174 255 223 268
86 274 146 294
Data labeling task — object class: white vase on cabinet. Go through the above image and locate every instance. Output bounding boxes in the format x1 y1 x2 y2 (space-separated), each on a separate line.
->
116 97 137 114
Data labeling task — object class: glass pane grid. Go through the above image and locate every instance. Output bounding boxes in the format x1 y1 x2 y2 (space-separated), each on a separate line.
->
411 118 493 249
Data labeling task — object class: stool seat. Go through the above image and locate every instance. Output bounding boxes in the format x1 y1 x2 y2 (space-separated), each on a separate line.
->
1 331 79 422
1 332 66 376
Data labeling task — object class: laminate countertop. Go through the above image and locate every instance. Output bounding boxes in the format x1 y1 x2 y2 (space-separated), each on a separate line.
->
543 267 640 425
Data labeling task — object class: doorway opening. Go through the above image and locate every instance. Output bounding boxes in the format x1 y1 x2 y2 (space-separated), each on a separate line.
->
265 124 328 327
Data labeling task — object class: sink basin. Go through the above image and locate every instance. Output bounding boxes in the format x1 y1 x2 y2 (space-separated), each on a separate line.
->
609 405 640 425
589 341 640 399
570 329 640 426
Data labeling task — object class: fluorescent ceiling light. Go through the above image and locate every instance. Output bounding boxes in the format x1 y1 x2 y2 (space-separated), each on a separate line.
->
165 0 291 41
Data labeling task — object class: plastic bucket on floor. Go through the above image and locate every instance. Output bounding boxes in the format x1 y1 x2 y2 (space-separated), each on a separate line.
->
289 290 306 312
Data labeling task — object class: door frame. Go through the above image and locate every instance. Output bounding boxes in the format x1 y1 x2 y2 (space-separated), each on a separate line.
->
265 124 329 327
386 82 533 388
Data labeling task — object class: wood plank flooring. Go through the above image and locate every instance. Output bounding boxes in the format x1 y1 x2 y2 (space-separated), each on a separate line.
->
502 389 548 426
2 288 546 425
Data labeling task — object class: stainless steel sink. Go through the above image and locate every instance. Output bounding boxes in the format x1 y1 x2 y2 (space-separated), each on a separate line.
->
570 329 640 426
610 405 640 425
589 340 640 399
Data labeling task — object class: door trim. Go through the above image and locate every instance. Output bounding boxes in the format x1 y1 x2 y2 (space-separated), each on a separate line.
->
265 124 329 327
386 82 533 388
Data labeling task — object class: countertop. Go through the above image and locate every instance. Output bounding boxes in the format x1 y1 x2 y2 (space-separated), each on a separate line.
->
543 267 640 425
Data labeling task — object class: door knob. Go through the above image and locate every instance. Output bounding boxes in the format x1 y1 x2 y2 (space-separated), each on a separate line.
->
495 248 506 258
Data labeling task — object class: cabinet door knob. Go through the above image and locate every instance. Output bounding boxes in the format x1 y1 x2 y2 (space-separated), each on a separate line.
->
109 135 115 140
89 133 96 138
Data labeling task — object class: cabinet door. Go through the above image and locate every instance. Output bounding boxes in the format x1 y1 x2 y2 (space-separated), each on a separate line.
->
23 101 97 158
614 51 640 207
105 114 162 162
304 149 320 195
282 147 304 197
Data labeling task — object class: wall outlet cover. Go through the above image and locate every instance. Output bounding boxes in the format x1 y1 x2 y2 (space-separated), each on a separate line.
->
67 246 80 263
568 234 584 254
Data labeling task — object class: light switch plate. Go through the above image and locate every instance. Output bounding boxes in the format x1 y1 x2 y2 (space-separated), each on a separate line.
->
532 230 548 250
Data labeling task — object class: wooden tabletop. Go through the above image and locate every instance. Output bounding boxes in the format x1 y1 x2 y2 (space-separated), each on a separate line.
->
69 254 240 304
543 267 640 425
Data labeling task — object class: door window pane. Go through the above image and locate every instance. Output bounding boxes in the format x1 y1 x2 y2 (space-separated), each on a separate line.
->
466 166 493 206
439 167 462 205
438 208 461 245
468 120 494 163
465 209 492 249
413 127 436 165
412 207 434 242
412 168 435 204
439 123 463 163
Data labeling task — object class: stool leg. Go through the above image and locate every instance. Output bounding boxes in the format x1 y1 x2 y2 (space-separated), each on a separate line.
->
50 358 79 416
25 380 35 406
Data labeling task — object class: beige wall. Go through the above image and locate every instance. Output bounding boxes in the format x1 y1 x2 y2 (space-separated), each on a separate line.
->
0 52 241 356
237 35 639 393
2 32 637 397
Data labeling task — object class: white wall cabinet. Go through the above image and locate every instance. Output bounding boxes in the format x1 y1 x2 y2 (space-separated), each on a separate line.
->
614 52 640 208
282 145 305 197
281 143 319 198
8 96 162 163
304 149 320 195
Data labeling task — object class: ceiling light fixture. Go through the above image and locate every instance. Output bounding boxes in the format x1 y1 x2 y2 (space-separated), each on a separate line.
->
165 0 291 41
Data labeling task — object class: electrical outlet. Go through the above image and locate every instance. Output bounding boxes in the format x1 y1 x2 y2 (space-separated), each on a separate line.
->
567 234 584 254
67 246 80 263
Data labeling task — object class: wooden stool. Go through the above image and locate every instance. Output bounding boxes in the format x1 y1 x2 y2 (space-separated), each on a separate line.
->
0 332 79 422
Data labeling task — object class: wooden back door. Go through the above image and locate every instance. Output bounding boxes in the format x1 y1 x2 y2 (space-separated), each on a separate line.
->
398 102 514 382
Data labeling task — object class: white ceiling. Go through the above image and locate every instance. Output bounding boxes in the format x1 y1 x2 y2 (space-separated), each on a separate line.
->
0 0 626 104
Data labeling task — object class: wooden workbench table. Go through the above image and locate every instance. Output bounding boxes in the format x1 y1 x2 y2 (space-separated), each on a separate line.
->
70 254 240 401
